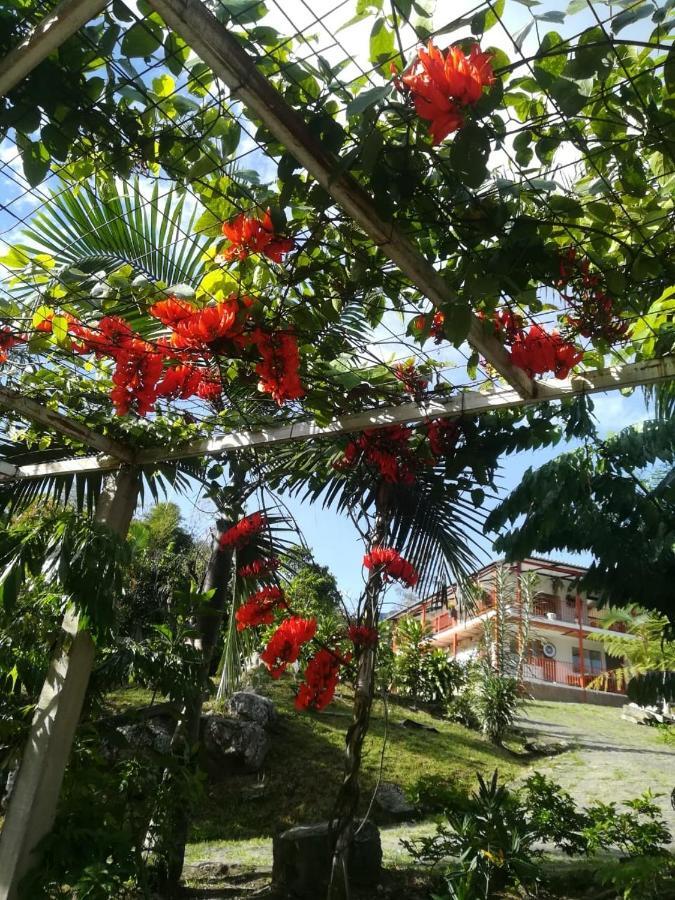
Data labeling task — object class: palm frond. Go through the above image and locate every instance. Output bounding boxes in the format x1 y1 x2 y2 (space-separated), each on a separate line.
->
14 179 208 289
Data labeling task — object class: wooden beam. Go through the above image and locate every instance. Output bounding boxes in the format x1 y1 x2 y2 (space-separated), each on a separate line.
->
136 355 674 464
0 0 108 98
147 0 535 398
5 356 671 480
0 467 140 900
0 388 135 463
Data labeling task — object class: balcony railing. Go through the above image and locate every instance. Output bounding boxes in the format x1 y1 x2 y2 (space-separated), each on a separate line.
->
523 656 625 693
531 595 626 631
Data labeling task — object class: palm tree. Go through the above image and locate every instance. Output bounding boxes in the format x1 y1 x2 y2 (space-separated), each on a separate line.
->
590 608 675 708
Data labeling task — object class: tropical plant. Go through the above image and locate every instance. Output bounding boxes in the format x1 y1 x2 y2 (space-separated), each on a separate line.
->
488 418 675 621
471 671 521 747
393 616 463 704
589 608 675 705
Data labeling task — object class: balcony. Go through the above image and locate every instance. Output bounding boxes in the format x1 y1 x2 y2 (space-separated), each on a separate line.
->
523 656 625 694
531 594 627 632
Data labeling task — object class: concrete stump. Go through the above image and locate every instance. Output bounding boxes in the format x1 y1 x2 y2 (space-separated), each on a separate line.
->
272 820 382 898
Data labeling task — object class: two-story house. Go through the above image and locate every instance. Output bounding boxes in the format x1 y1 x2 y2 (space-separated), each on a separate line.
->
387 556 634 706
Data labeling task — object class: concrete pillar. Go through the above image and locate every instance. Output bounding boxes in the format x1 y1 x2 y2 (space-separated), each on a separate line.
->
0 467 139 899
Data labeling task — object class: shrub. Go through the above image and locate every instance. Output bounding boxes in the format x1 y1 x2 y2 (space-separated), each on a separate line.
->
472 673 520 745
583 791 672 857
446 691 480 730
520 772 588 855
393 617 463 705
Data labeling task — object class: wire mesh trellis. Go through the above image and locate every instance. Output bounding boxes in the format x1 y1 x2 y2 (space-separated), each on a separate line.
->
0 0 671 474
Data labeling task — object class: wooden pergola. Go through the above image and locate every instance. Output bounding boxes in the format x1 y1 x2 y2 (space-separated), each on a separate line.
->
0 1 672 896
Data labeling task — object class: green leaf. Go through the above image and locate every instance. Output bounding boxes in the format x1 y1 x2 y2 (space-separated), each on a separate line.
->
121 20 163 58
21 140 50 187
536 10 566 22
164 32 189 76
547 195 584 218
450 123 490 189
218 0 267 23
443 303 472 345
369 17 395 68
152 74 176 98
471 488 485 507
346 84 391 118
471 0 505 34
665 43 675 95
611 4 654 33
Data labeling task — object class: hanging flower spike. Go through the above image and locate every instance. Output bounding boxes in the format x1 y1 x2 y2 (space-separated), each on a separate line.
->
261 616 317 678
347 624 379 649
221 209 294 263
427 418 460 457
238 557 281 579
492 309 524 345
149 296 197 328
219 511 268 550
109 344 165 416
363 546 419 588
413 310 445 345
235 585 287 631
333 426 418 484
509 325 583 379
196 376 222 402
401 41 494 144
252 329 304 405
295 648 346 712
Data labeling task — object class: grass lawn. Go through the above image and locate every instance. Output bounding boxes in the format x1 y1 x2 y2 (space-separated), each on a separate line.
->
188 675 527 844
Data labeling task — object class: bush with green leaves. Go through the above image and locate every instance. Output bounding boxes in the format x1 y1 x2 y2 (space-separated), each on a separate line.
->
472 671 521 746
519 772 588 856
404 771 540 900
393 616 464 705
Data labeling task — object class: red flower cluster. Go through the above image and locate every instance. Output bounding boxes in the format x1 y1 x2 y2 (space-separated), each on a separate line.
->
427 418 460 457
347 624 379 649
0 326 26 363
334 425 418 484
155 364 204 400
363 547 419 587
235 585 286 631
401 41 494 144
252 329 304 405
295 648 346 712
414 310 445 344
238 557 281 579
261 616 317 678
509 325 584 379
219 512 267 550
148 297 196 328
394 361 429 398
110 346 164 416
557 248 628 344
221 209 294 263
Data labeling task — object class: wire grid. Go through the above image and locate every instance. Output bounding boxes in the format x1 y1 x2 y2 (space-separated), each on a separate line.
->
0 0 671 453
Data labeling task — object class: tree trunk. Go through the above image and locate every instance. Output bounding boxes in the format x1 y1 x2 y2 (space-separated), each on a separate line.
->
328 484 390 900
148 517 235 892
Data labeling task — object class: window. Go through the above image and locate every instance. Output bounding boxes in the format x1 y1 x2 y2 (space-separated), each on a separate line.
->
572 647 603 674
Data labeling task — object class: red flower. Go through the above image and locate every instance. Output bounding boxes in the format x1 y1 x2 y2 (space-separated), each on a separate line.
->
252 330 304 405
347 624 378 649
363 547 419 588
295 648 345 712
0 326 26 363
509 325 583 379
196 376 222 401
413 310 445 344
261 616 317 678
427 418 460 457
238 557 281 579
394 361 429 397
235 585 286 631
172 300 240 350
155 364 203 400
149 296 197 327
401 41 494 144
221 209 294 263
492 309 524 345
334 425 418 484
109 343 164 416
219 512 267 550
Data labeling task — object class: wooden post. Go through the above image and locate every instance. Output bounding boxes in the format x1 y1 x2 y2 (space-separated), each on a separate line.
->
575 593 586 703
0 467 139 900
452 632 458 658
420 601 427 626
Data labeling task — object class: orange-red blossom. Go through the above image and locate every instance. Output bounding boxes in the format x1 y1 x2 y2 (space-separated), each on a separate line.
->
402 41 494 144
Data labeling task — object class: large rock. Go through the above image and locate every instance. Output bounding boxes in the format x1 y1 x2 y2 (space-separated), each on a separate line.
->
229 691 278 729
201 714 269 773
272 820 382 898
374 781 417 821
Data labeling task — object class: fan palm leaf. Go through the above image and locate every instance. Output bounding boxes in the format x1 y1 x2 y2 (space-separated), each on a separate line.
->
14 179 208 289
